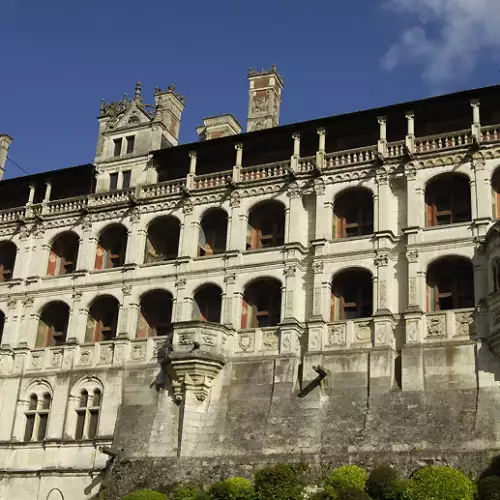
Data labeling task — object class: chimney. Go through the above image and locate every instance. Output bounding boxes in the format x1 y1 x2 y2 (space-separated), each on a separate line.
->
0 135 13 181
247 64 284 132
197 114 242 141
153 84 185 147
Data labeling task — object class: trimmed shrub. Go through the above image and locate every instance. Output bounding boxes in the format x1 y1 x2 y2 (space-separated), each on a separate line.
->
478 475 500 500
325 466 368 492
122 490 168 500
254 463 304 500
172 486 208 500
308 487 337 500
209 477 254 500
403 466 474 500
366 466 406 500
336 488 372 500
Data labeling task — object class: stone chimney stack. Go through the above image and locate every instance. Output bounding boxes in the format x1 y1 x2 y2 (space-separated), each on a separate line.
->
0 135 13 181
197 114 242 141
153 84 185 147
247 64 284 132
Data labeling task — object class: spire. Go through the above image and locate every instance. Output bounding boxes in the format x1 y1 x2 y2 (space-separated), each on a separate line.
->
134 81 142 101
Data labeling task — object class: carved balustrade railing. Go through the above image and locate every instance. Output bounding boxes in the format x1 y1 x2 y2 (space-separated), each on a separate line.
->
240 160 290 182
193 170 232 189
415 129 472 153
324 145 378 168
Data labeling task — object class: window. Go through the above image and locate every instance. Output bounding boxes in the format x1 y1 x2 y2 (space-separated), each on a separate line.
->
145 217 180 263
122 170 131 189
126 136 135 155
333 188 373 238
47 232 79 276
36 302 70 347
0 311 4 345
24 393 51 442
247 202 285 250
137 290 173 338
75 389 101 440
425 174 471 227
86 295 119 342
241 279 282 328
427 257 474 311
198 209 227 257
492 169 500 219
95 224 128 270
0 241 17 281
331 269 373 320
109 172 119 191
493 259 500 293
113 138 122 157
193 285 222 323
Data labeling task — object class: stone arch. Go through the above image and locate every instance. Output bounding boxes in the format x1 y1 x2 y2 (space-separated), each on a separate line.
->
47 231 80 276
0 240 17 281
145 215 180 263
246 199 286 250
198 208 228 257
241 277 282 328
137 289 173 338
85 295 120 342
36 301 70 348
193 283 223 323
95 223 128 270
46 488 64 500
332 186 374 239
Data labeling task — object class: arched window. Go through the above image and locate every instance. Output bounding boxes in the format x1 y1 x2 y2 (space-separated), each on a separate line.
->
425 174 471 227
145 216 180 263
36 302 70 347
47 232 79 276
247 201 285 250
0 310 5 345
193 284 222 323
492 168 500 219
331 269 373 320
24 392 51 442
137 290 173 338
241 278 281 328
0 241 17 281
427 257 474 311
198 209 227 256
333 188 374 238
75 388 101 440
95 224 128 270
86 296 119 342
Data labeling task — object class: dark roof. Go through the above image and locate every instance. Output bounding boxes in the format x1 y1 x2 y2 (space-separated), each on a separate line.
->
0 164 95 210
154 84 500 180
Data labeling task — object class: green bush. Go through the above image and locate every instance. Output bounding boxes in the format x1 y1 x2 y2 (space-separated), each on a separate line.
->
172 486 208 500
336 488 372 500
478 476 500 500
122 490 168 500
366 466 406 500
325 466 368 492
309 487 337 500
403 466 474 500
254 463 304 499
208 477 254 500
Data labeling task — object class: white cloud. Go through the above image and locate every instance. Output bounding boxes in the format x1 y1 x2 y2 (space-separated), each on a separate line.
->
382 0 500 88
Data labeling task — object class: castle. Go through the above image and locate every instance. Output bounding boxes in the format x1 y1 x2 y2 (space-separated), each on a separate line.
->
2 67 500 499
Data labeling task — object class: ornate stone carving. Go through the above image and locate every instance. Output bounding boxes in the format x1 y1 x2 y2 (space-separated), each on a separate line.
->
50 350 63 368
379 280 387 309
202 335 216 347
23 296 34 308
374 253 389 267
31 352 42 369
285 290 294 317
406 249 419 263
252 95 268 113
404 164 417 180
409 277 417 305
407 320 418 342
327 324 346 346
131 343 146 361
99 345 113 364
176 278 187 289
287 182 301 199
122 285 132 296
182 200 193 215
229 191 241 208
284 265 296 278
263 330 279 349
238 333 254 352
313 261 324 274
282 333 291 350
179 334 195 345
79 349 93 366
375 168 388 185
455 312 475 337
224 273 236 284
72 290 83 302
355 321 372 342
129 207 142 223
309 330 320 349
313 287 322 315
427 315 446 337
313 178 326 195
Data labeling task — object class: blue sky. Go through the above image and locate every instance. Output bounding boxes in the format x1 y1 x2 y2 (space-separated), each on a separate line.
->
1 0 499 179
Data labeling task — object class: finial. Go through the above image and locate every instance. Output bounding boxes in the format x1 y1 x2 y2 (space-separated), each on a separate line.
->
135 81 142 100
154 87 161 96
272 64 277 71
167 83 175 92
100 99 106 112
121 93 127 106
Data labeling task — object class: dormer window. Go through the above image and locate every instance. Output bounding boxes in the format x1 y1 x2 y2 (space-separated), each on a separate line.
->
113 138 122 157
126 136 135 154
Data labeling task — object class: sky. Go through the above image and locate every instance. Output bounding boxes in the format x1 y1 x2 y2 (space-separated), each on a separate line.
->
1 0 500 179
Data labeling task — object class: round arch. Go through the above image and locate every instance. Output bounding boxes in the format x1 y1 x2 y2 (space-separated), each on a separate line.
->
331 267 373 320
36 301 71 348
333 187 374 239
86 295 120 342
199 205 229 219
0 240 17 281
137 289 173 338
198 208 228 257
241 277 282 329
145 216 180 263
193 283 223 323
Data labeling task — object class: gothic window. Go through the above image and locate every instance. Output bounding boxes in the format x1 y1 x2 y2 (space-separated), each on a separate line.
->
47 231 79 276
425 173 471 227
0 241 17 281
24 393 51 442
333 188 374 238
75 389 102 440
241 278 281 328
247 201 285 250
331 269 373 320
145 216 180 263
426 257 474 311
137 290 173 338
95 224 128 270
36 302 70 347
86 296 119 342
193 284 222 323
198 209 227 257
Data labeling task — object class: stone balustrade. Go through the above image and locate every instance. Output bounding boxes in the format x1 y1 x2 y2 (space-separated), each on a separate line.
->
325 145 377 168
415 129 471 153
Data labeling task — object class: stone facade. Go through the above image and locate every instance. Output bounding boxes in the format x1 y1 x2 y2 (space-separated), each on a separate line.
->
1 77 500 499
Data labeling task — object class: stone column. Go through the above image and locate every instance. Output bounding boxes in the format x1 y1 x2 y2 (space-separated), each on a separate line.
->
283 264 297 321
223 272 237 327
173 278 187 322
316 128 326 171
232 144 243 183
20 297 37 347
471 99 481 142
286 183 305 245
471 157 491 236
76 217 93 271
405 112 415 154
125 208 145 265
17 227 32 280
0 135 13 181
179 200 197 258
67 291 84 343
308 260 328 352
377 116 387 156
228 191 245 252
404 163 423 229
118 285 139 339
375 168 390 233
313 178 332 241
290 133 300 173
374 252 390 312
1 299 19 347
186 151 196 190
